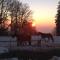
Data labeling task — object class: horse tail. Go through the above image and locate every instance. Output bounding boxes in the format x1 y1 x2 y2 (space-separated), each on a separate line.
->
50 35 54 42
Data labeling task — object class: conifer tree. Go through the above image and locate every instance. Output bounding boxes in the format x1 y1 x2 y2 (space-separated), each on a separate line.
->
55 1 60 36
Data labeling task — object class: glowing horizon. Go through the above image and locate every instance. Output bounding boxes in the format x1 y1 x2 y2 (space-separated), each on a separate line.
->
32 9 56 33
19 0 59 33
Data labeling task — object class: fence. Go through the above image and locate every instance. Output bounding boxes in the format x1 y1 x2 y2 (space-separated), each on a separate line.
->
0 36 60 49
0 36 17 49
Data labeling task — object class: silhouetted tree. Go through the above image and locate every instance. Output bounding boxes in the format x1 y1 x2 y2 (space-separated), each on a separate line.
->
0 0 10 23
55 1 60 36
22 21 36 35
0 0 10 35
7 0 32 36
0 0 31 35
0 0 32 36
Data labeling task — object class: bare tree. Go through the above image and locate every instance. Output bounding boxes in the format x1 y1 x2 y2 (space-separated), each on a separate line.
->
0 0 11 35
7 0 32 35
0 0 32 36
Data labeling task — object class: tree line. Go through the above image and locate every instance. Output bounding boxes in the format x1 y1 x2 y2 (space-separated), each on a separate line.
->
0 0 60 36
55 1 60 36
0 0 36 36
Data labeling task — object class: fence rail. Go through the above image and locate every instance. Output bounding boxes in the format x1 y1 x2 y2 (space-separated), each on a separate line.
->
0 39 17 49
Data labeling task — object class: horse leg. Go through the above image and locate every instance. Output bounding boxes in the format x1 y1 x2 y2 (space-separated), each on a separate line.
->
24 41 27 45
47 37 50 42
45 38 49 47
17 39 19 46
39 40 41 47
51 37 54 43
29 41 31 45
37 40 41 47
17 40 23 46
17 41 20 47
50 36 54 43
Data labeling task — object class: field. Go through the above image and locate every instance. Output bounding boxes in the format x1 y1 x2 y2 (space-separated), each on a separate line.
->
0 36 60 48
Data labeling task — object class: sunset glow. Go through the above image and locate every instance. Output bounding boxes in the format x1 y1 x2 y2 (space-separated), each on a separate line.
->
32 22 36 27
32 9 56 33
18 0 59 33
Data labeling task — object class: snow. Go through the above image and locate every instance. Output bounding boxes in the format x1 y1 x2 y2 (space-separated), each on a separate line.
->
31 36 60 47
0 36 17 55
31 36 60 43
0 58 18 60
7 58 18 60
50 56 60 60
54 36 60 43
31 35 41 40
0 36 17 49
0 36 60 60
0 47 9 54
0 36 60 49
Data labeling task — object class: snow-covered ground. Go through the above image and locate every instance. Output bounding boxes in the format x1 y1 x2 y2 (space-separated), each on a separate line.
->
0 58 18 60
0 36 60 49
31 36 60 43
31 36 60 46
0 36 17 49
50 56 60 60
0 36 60 60
0 47 8 54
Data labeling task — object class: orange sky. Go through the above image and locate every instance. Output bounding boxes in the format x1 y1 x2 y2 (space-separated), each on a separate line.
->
20 0 59 33
32 8 56 33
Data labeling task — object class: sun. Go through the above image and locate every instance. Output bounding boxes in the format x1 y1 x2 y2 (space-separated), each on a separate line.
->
32 22 36 27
